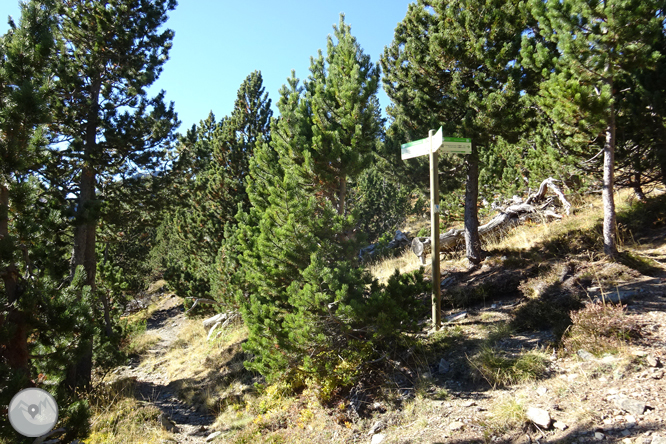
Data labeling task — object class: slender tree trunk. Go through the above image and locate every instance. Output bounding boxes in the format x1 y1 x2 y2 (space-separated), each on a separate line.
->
1 183 32 383
464 142 481 265
338 175 347 216
66 78 101 392
602 104 618 258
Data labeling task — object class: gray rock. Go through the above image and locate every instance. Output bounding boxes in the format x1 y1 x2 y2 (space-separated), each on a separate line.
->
595 432 605 441
652 436 666 444
368 421 384 435
371 433 387 444
205 431 222 442
577 349 595 361
646 355 660 368
526 407 552 428
439 358 450 374
159 413 179 433
449 421 465 431
614 396 647 416
553 421 568 431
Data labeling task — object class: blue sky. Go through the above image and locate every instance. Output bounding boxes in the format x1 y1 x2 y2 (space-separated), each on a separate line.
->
2 1 411 134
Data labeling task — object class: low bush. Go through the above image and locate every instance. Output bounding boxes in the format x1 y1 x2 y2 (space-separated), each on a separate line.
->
562 302 641 356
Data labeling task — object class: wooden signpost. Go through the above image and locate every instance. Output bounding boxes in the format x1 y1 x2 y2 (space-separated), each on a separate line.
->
401 127 471 330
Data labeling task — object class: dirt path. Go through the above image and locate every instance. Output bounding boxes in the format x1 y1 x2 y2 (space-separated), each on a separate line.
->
116 296 216 443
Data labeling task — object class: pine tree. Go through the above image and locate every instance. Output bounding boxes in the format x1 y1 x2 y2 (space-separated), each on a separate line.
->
1 0 57 387
236 16 426 395
527 0 664 257
382 0 533 264
155 72 272 306
49 0 179 390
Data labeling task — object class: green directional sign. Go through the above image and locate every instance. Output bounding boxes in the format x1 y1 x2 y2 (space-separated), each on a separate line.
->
401 127 443 159
440 137 472 154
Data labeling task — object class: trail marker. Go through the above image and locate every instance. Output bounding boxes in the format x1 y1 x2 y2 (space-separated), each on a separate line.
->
401 127 471 330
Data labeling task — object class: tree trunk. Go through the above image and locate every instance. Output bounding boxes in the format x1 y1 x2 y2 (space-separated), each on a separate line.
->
0 183 31 383
602 105 617 258
338 174 347 216
66 78 101 392
464 142 481 264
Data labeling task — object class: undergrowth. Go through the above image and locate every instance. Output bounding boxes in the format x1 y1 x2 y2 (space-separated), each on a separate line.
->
562 301 641 356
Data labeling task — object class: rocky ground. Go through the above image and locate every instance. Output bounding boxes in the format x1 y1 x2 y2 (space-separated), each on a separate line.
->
101 224 666 444
111 296 220 443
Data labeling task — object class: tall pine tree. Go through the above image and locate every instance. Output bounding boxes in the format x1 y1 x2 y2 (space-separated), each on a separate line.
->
236 16 426 395
382 0 533 264
526 0 664 257
50 0 179 390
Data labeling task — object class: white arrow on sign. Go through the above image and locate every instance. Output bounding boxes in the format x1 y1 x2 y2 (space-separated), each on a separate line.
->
401 127 443 159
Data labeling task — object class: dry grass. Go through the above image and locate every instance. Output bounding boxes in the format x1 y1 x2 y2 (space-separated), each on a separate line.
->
562 301 641 357
368 248 424 282
87 378 172 444
484 394 528 434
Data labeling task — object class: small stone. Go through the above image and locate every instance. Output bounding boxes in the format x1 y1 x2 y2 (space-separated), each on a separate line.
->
371 434 386 444
439 358 450 374
449 421 465 431
604 419 613 425
205 431 222 442
368 421 384 435
554 421 568 431
647 356 660 367
632 351 648 357
625 415 637 427
622 430 632 437
614 397 647 416
651 370 664 380
536 386 548 396
595 432 605 441
652 436 666 444
462 400 476 407
622 439 633 444
526 407 552 428
578 350 595 361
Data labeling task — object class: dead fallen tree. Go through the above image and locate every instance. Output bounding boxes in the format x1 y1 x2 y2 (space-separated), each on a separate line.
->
411 178 571 264
358 230 411 261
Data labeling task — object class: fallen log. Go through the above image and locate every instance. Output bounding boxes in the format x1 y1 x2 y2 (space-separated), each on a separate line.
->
411 178 571 264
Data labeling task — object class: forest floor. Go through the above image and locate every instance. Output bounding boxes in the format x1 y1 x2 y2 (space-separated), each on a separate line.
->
88 191 666 444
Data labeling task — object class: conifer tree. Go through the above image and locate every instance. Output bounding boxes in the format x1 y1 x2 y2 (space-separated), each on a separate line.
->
382 0 533 264
1 0 58 387
50 0 179 390
156 72 271 305
526 0 664 257
236 16 426 393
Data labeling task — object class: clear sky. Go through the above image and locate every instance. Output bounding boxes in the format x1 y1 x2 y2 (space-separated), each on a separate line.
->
2 1 412 134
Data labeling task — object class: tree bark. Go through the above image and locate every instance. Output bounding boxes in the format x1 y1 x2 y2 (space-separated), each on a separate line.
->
66 78 101 392
464 142 481 264
0 183 31 383
602 103 618 258
338 174 347 216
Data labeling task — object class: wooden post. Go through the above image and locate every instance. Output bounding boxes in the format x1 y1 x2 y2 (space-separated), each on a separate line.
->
429 129 441 330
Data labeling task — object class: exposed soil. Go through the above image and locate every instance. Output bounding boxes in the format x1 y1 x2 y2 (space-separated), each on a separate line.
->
103 227 666 444
112 296 216 443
